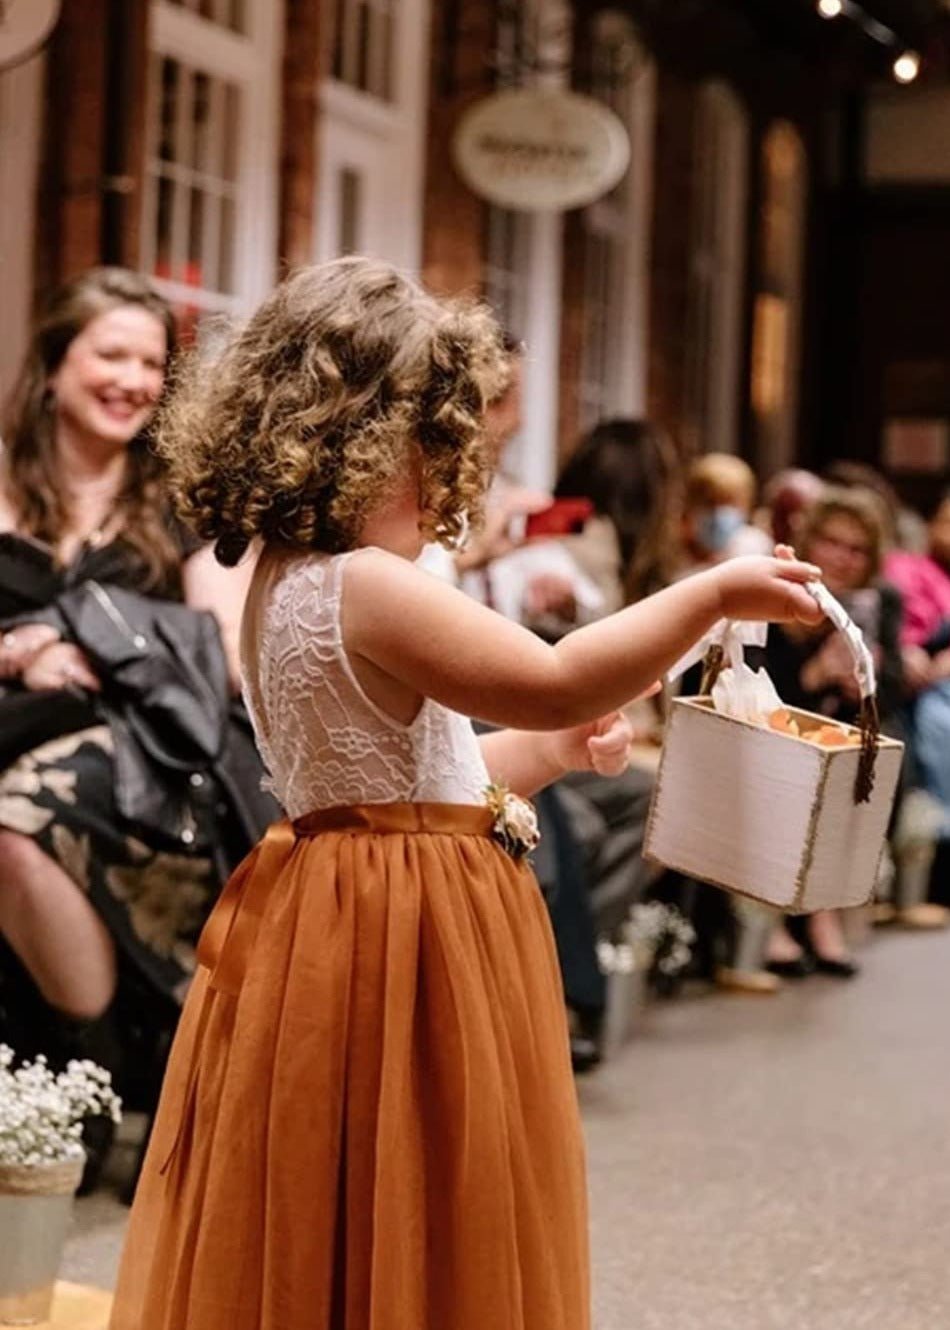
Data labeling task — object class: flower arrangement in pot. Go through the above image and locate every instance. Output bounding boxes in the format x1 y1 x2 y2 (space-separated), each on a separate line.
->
0 1046 121 1326
598 902 697 1056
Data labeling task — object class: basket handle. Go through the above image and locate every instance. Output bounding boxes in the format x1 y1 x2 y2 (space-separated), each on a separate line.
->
804 581 880 804
701 583 881 805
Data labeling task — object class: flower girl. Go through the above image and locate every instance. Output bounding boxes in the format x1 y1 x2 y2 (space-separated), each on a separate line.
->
110 257 822 1330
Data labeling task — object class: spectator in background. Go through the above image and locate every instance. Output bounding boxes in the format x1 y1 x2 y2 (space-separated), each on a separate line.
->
822 458 927 554
552 417 683 610
764 488 905 977
0 269 273 1190
760 468 825 549
520 419 685 1044
680 453 772 574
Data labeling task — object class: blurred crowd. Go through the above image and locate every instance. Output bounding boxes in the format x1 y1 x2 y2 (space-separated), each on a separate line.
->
1 267 948 1195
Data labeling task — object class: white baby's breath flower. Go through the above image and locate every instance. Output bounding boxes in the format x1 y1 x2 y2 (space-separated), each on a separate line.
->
0 1047 122 1168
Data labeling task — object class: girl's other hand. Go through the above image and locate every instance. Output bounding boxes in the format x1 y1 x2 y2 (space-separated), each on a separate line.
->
713 555 824 626
548 708 639 777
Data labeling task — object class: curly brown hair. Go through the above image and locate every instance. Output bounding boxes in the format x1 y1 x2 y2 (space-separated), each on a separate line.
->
157 257 510 565
1 267 180 590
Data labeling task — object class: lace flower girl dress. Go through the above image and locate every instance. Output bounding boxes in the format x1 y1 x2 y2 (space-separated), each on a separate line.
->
109 548 590 1330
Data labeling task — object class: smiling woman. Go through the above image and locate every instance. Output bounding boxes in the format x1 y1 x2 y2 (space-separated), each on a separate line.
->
0 268 275 1194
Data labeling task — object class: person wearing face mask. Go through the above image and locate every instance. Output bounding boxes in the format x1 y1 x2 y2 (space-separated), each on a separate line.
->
0 268 274 1193
681 453 772 572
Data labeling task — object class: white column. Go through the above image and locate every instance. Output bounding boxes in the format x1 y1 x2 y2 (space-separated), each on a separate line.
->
516 212 563 490
616 58 656 420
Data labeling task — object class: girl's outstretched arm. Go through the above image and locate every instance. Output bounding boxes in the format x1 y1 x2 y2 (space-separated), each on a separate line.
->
342 547 821 732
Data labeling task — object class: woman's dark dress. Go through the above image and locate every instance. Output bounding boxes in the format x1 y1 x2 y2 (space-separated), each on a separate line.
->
0 530 265 1005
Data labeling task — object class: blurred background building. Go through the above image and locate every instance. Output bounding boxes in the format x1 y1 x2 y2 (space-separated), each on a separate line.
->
3 0 950 498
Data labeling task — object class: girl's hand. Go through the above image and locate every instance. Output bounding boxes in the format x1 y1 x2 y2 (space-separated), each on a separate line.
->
548 688 659 777
713 555 823 626
22 641 102 693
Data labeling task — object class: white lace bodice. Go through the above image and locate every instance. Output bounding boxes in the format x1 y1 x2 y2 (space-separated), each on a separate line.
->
240 550 490 819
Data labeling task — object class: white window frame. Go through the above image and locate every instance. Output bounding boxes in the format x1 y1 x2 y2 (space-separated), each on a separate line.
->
315 0 431 271
684 80 750 456
144 0 283 315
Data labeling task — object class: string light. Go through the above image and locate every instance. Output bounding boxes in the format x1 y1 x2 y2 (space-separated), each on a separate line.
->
893 50 921 82
815 0 924 84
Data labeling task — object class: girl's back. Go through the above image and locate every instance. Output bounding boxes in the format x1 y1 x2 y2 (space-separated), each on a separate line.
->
240 547 489 817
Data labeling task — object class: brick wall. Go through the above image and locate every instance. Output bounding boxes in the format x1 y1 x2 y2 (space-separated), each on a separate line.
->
556 210 588 462
36 0 151 300
421 0 494 295
279 0 332 268
36 0 112 298
646 68 699 451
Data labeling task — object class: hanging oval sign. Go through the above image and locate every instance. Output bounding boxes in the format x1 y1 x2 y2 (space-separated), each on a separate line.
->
452 88 630 213
0 0 61 72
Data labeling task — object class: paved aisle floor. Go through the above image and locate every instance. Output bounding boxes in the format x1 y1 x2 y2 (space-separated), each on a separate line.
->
65 929 950 1328
581 928 950 1330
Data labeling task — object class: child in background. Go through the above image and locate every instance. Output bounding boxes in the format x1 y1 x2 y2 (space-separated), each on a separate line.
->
110 257 823 1330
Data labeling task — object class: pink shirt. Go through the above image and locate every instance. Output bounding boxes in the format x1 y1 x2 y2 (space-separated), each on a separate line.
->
884 550 950 647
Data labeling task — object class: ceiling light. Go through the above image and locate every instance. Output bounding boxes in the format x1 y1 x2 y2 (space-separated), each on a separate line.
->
893 50 921 83
817 0 844 17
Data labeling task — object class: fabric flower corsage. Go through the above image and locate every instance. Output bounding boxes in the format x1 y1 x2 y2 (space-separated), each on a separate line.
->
485 783 541 860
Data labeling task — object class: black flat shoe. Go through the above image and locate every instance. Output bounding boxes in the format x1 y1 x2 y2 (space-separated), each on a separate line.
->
813 955 859 979
765 956 815 979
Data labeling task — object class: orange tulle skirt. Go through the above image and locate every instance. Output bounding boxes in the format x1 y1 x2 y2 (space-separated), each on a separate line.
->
109 803 590 1330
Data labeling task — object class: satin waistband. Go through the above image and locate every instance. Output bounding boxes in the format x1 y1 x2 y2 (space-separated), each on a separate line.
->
292 802 494 838
195 803 494 1002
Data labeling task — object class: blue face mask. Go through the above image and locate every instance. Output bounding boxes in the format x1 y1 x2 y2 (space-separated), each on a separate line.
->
696 505 745 554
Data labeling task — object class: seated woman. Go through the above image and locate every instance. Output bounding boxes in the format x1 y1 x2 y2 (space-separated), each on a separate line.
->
763 487 905 977
0 268 274 1188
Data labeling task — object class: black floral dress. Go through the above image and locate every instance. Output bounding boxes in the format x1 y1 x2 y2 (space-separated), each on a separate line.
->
0 532 255 1005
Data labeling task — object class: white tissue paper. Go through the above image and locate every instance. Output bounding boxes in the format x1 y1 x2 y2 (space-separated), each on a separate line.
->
710 659 784 724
